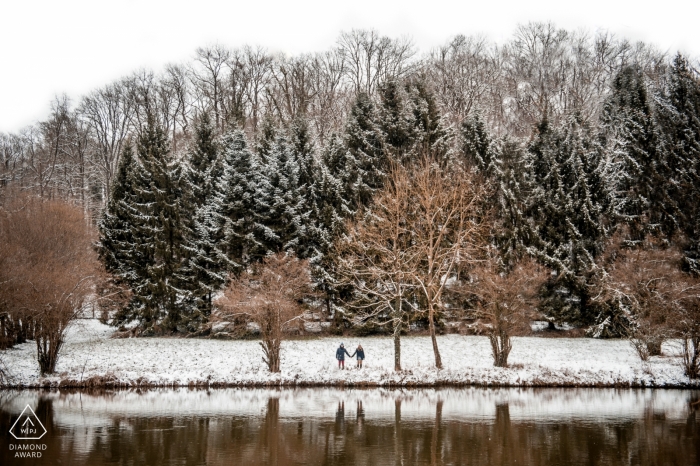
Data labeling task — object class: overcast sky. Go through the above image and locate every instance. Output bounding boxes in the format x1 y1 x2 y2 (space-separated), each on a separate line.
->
1 0 698 133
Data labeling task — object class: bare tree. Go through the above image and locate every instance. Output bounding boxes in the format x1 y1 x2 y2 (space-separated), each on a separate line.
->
0 193 98 374
0 132 23 187
335 165 416 372
162 63 193 150
190 44 232 132
241 45 274 133
400 158 489 369
467 255 547 367
307 50 350 141
216 253 312 373
268 54 317 122
595 237 700 376
80 79 135 203
426 35 500 124
337 29 416 95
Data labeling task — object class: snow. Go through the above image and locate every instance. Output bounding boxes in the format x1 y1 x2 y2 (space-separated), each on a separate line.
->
1 319 698 388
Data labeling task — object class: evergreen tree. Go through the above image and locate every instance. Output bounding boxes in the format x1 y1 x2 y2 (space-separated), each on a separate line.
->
98 143 139 282
377 81 415 161
179 114 228 322
601 65 662 244
523 115 616 326
289 118 320 259
656 54 700 274
255 115 277 163
406 78 450 161
217 129 265 267
255 133 309 256
461 111 498 176
344 92 386 208
130 118 186 333
184 113 219 206
310 137 354 313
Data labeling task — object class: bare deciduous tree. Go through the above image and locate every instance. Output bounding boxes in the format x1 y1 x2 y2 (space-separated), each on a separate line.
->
595 237 700 376
400 158 489 369
216 253 312 373
0 193 99 374
335 165 415 372
467 255 547 367
80 79 135 202
337 29 416 95
337 157 488 370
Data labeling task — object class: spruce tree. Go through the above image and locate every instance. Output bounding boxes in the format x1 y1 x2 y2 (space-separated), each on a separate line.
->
255 133 309 256
344 92 386 208
377 81 415 161
131 118 186 333
523 115 616 326
461 111 498 176
656 54 700 274
98 143 139 282
601 65 662 244
406 78 449 161
217 129 265 267
289 118 320 259
98 143 156 326
179 114 228 322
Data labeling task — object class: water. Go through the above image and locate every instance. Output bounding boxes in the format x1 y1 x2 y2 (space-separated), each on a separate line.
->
1 388 699 465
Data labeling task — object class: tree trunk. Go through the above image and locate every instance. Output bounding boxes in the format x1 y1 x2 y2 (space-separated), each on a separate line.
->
393 319 402 372
428 304 443 369
489 330 511 368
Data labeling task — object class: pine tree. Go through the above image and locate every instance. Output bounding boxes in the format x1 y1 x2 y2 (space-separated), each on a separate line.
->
344 92 386 208
523 115 616 326
130 118 186 333
601 65 662 244
217 129 265 267
656 54 700 274
255 133 309 256
179 114 228 322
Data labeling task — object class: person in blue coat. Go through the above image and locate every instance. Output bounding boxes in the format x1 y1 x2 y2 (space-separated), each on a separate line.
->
352 344 365 369
336 343 352 369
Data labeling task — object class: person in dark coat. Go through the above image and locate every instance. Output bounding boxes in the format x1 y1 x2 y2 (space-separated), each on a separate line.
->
336 343 352 369
352 344 365 368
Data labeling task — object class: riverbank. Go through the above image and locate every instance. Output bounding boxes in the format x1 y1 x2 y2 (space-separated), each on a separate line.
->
1 319 698 388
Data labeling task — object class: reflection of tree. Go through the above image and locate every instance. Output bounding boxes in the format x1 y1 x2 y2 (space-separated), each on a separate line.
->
259 397 280 465
431 399 443 466
356 400 364 433
1 389 698 465
394 398 402 466
335 401 346 435
492 403 512 464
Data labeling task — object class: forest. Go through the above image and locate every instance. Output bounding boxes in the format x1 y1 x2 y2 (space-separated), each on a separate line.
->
1 23 699 378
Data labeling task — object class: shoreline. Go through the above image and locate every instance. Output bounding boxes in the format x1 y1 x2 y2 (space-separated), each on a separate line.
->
2 319 699 390
3 379 699 390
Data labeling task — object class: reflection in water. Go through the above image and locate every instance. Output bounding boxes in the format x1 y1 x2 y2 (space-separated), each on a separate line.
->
1 388 698 465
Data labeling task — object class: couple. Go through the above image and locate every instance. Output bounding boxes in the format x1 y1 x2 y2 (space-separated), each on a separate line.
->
336 343 365 369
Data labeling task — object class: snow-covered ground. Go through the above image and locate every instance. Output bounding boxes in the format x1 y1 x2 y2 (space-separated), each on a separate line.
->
1 319 698 388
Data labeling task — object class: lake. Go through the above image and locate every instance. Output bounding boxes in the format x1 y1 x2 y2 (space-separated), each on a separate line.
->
1 388 699 465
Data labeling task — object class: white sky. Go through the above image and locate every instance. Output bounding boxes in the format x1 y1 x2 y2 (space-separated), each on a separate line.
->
1 0 698 133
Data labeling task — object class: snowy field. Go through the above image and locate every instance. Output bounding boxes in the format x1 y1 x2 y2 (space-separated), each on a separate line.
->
1 319 698 388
